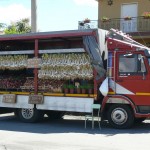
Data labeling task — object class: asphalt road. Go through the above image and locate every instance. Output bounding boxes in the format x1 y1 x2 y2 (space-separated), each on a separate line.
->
0 113 150 150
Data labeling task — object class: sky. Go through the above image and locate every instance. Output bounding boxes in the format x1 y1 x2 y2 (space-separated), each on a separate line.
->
0 0 98 31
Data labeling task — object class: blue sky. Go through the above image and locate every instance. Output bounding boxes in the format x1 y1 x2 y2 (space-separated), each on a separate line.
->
0 0 98 31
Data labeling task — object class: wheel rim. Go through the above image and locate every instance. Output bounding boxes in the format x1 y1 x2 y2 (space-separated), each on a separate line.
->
111 108 128 125
21 108 34 119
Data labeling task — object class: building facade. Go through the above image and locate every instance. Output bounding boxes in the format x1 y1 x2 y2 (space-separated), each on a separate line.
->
98 0 150 47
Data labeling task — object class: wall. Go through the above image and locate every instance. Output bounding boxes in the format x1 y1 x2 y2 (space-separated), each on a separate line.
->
98 0 150 20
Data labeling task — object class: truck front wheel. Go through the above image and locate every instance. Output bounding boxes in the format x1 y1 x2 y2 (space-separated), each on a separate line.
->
107 104 134 129
18 108 43 123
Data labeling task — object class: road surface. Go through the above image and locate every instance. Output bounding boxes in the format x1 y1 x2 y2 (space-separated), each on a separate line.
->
0 113 150 150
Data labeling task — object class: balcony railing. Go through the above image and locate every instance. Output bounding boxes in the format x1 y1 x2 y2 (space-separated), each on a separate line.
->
78 17 150 33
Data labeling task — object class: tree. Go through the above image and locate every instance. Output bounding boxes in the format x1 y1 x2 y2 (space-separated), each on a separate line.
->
4 18 31 34
16 18 31 33
4 23 17 34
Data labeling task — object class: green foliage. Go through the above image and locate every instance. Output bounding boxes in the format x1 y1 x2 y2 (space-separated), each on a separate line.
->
62 84 68 89
4 24 17 34
63 84 75 89
79 85 87 89
4 18 31 34
68 84 75 89
16 18 31 33
79 84 93 89
87 84 94 89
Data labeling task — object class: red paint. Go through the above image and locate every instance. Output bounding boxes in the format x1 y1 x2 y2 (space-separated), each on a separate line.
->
34 39 38 94
93 69 97 100
0 30 94 41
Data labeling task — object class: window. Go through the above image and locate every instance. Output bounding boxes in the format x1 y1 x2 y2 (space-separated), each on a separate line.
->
119 54 146 75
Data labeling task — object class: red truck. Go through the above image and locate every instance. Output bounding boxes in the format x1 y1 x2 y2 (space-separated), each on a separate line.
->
0 28 150 129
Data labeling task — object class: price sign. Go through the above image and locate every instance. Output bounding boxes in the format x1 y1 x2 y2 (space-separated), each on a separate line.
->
29 95 43 104
27 58 41 68
3 94 16 103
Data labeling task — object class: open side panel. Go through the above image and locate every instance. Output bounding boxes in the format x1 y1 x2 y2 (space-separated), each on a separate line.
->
36 96 94 113
0 94 34 109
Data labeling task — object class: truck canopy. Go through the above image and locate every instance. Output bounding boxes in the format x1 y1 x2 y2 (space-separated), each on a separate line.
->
0 29 107 79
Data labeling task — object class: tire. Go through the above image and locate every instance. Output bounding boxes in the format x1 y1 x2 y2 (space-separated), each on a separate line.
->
17 108 44 123
107 104 134 129
47 111 64 120
134 117 146 124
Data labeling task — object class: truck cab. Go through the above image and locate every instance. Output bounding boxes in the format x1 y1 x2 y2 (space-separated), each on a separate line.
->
101 29 150 128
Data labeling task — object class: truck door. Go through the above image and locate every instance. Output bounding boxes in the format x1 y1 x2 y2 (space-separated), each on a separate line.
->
115 52 150 105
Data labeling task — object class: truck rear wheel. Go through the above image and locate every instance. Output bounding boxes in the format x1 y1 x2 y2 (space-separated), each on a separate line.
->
18 108 43 123
107 104 134 129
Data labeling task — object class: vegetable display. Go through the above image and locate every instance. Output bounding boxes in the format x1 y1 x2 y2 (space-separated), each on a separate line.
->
21 78 64 93
0 53 94 93
39 53 93 80
0 76 25 89
0 55 28 70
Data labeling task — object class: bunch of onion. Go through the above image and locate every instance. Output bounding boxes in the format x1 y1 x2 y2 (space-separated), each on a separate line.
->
41 53 91 67
0 55 28 70
38 64 93 80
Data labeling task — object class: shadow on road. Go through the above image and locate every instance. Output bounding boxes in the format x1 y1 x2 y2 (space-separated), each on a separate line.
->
0 114 150 136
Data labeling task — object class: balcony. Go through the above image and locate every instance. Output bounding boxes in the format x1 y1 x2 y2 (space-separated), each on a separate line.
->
78 17 150 33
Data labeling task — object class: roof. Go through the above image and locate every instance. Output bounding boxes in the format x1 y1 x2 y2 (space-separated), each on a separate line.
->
0 29 96 41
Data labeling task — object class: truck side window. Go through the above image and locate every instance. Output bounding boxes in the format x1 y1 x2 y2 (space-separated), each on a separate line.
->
119 54 146 75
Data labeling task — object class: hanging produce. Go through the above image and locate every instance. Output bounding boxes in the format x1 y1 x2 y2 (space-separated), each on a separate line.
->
39 53 93 80
0 55 28 70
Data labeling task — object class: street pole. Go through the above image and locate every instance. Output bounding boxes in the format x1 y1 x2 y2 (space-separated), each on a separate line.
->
31 0 37 32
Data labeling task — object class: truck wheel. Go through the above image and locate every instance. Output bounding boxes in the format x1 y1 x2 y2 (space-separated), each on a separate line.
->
18 108 43 123
107 104 134 129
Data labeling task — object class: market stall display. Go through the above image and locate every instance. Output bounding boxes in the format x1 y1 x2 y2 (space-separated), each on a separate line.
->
0 55 28 70
39 53 93 80
0 53 94 94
